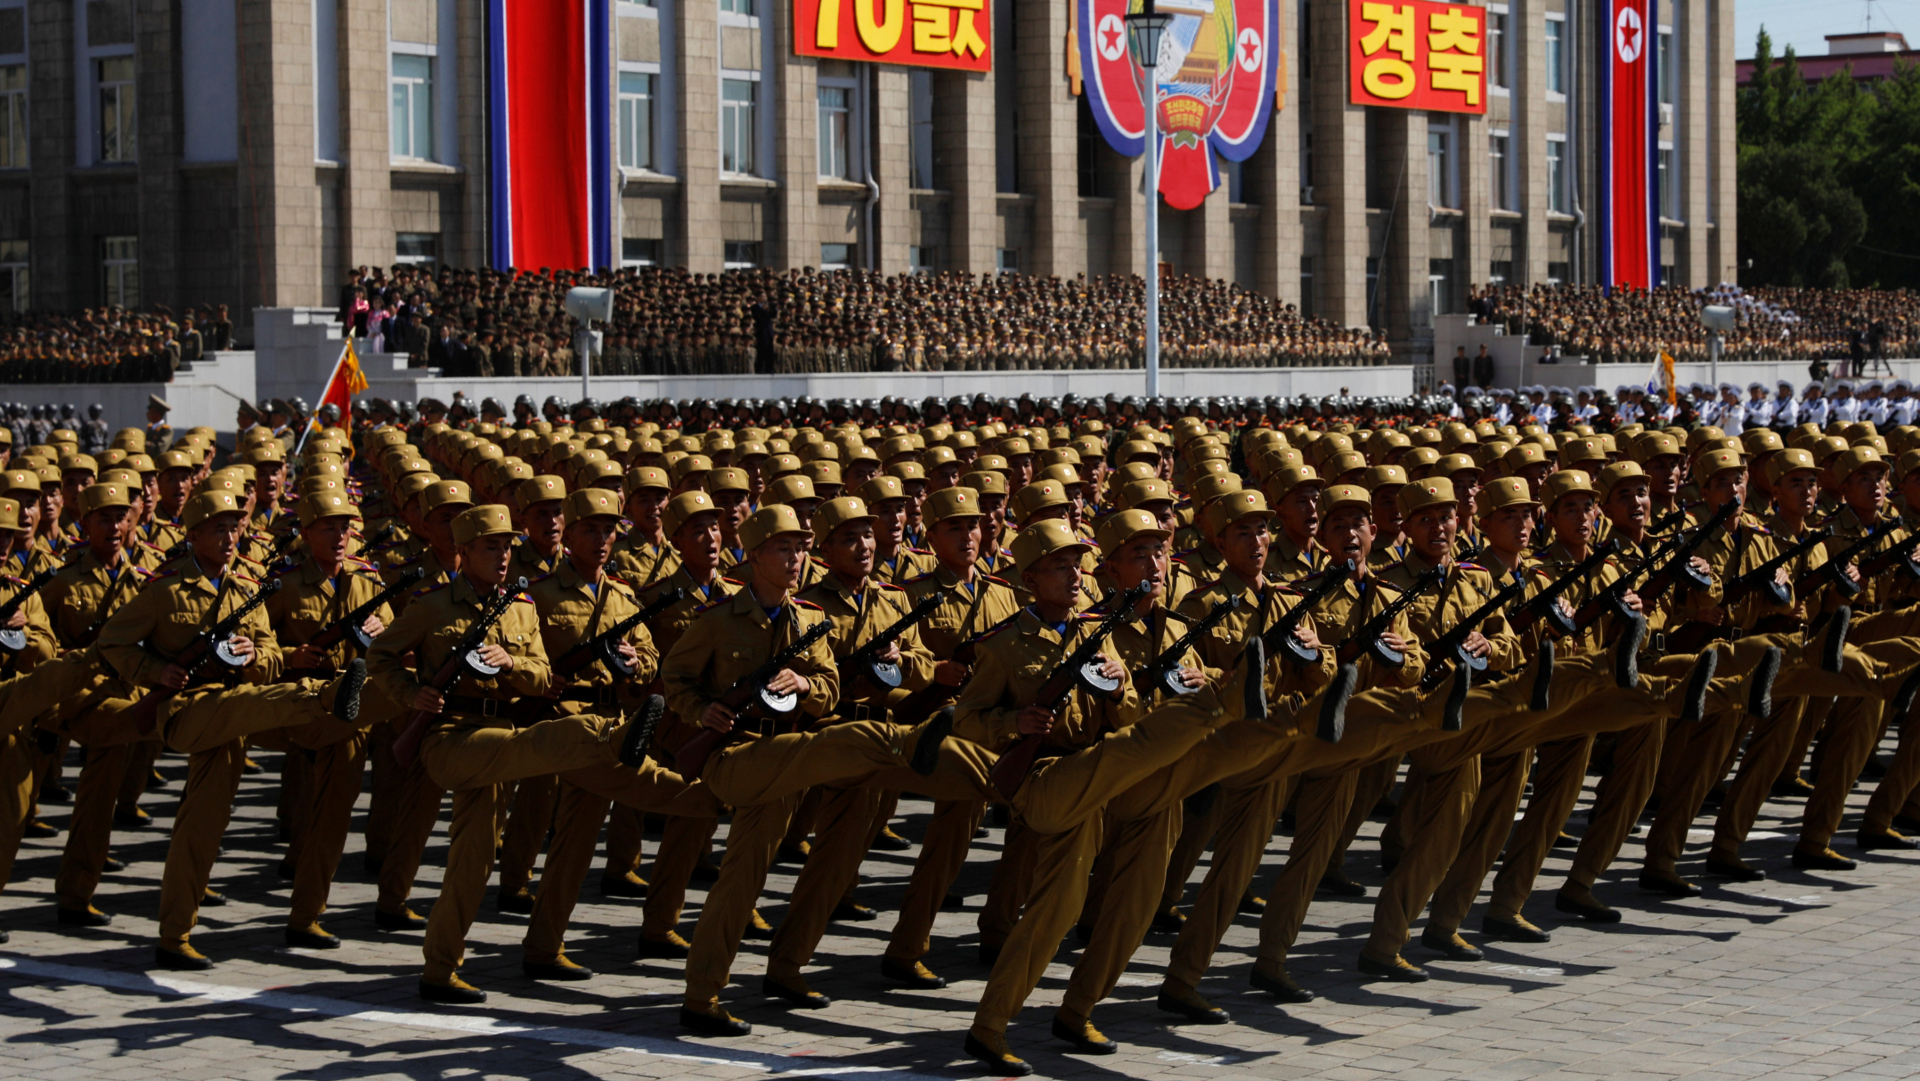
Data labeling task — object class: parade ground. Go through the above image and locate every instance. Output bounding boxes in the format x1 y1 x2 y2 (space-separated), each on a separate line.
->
1 738 1916 1081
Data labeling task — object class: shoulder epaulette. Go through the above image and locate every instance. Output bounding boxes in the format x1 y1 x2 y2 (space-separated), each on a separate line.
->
230 571 259 585
530 571 556 584
130 565 154 579
271 563 299 578
793 598 824 611
721 575 747 587
1376 558 1409 574
906 571 936 584
973 618 1018 644
983 574 1013 588
692 597 729 615
908 546 932 555
149 568 182 582
876 581 907 592
412 580 449 598
515 592 535 603
606 573 634 590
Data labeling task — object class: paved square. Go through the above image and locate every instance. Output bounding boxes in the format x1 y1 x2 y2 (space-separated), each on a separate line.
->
3 739 1920 1081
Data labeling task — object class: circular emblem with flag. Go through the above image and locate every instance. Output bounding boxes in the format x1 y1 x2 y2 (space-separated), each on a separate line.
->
1076 0 1278 210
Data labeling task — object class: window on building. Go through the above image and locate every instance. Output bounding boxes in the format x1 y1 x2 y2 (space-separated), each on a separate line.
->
720 0 754 14
820 243 853 270
1489 259 1513 285
1545 17 1566 97
1489 132 1509 210
1430 258 1455 317
910 70 934 190
1658 29 1675 106
0 240 26 315
818 85 851 180
390 54 433 161
1488 9 1508 91
724 240 760 269
1427 121 1454 208
1299 256 1315 320
1659 144 1677 217
395 232 438 267
1546 137 1567 213
910 245 935 274
1300 130 1314 204
98 56 136 163
1077 97 1107 198
622 238 662 266
0 65 24 169
1366 256 1383 330
1547 260 1569 285
997 248 1019 274
101 236 136 307
618 72 654 170
721 78 756 175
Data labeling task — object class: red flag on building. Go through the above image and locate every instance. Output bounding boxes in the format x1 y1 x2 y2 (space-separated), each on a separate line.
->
1601 0 1658 290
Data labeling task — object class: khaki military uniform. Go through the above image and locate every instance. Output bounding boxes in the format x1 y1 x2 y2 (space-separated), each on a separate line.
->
518 559 718 969
97 557 345 952
883 566 1021 969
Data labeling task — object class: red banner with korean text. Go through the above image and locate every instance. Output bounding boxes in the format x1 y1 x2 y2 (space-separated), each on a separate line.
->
1347 0 1485 115
794 0 992 73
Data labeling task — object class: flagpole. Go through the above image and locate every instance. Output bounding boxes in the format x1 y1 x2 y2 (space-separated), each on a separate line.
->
297 337 353 458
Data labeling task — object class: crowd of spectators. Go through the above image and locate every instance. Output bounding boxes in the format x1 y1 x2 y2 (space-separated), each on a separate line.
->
335 264 1395 376
1467 282 1920 368
0 304 233 383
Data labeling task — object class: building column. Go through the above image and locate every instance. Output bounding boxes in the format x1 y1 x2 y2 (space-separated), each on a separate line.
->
26 0 73 310
769 1 815 271
1707 0 1735 283
1514 0 1547 284
872 66 912 275
1105 144 1146 279
1311 0 1365 326
933 69 996 275
338 0 391 275
456 0 488 267
1015 0 1080 278
1249 0 1301 305
674 0 720 273
236 0 320 307
134 0 179 310
1189 186 1233 282
1463 113 1489 299
1381 109 1429 348
1677 0 1706 286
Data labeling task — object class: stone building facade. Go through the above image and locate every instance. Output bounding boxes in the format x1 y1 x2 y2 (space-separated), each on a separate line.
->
5 0 1735 351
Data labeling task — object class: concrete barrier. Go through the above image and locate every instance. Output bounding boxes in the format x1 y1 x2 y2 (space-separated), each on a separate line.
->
0 352 257 442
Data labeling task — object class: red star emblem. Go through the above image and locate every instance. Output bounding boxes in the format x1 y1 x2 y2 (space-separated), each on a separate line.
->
1102 25 1123 55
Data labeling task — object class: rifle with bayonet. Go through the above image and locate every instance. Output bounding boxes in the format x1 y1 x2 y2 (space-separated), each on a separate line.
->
673 614 834 780
986 583 1151 800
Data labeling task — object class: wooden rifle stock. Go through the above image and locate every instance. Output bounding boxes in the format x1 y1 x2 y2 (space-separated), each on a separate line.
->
390 578 527 770
1258 562 1351 664
1507 541 1617 637
1855 527 1920 579
987 583 1149 800
127 578 284 736
1132 596 1239 700
889 609 1022 724
1418 571 1531 692
551 587 687 681
838 589 949 693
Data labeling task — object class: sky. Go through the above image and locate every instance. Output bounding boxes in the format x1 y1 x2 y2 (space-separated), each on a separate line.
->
1736 0 1920 59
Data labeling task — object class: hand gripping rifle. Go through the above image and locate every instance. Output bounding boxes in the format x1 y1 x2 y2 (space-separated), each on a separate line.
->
1257 562 1352 665
839 590 949 693
1335 569 1442 667
550 587 686 682
890 607 1023 725
673 615 834 780
1719 528 1834 609
987 582 1152 800
391 577 528 769
1133 596 1239 700
0 566 60 653
1797 521 1906 599
1573 499 1739 629
1506 540 1618 639
128 578 284 736
1855 526 1920 580
303 567 425 654
1418 571 1532 692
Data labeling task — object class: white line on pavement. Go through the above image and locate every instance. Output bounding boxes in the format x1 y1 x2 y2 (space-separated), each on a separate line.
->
0 954 956 1081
